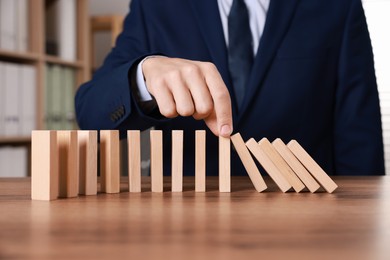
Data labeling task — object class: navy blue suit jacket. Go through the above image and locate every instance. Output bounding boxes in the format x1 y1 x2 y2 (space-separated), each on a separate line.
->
75 0 385 176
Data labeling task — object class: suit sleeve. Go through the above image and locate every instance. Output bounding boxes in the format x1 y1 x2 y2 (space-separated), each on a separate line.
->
334 0 385 175
75 0 167 133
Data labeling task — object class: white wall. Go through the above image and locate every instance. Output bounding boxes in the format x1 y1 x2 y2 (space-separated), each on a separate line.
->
89 0 130 16
363 0 390 174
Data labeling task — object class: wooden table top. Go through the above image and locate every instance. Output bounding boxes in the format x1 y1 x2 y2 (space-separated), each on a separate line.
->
0 176 389 260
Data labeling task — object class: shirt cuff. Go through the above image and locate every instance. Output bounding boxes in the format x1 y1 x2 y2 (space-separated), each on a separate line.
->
136 57 154 102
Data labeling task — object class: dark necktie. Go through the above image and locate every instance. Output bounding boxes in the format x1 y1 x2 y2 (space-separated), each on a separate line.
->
228 0 253 109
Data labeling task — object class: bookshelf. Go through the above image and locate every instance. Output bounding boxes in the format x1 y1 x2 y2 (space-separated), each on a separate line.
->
0 0 90 176
0 0 90 143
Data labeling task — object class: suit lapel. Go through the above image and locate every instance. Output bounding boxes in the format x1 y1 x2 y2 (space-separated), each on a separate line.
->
238 0 301 123
188 0 239 118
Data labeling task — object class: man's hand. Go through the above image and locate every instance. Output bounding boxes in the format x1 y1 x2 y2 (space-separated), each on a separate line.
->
142 57 233 137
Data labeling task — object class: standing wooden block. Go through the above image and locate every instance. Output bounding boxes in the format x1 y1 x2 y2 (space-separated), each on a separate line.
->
258 138 305 193
195 130 206 192
272 139 320 193
171 130 183 192
100 130 120 194
57 131 79 198
219 136 231 192
231 134 267 192
246 138 291 192
128 130 141 193
78 130 98 195
287 140 338 193
150 130 163 192
31 131 59 201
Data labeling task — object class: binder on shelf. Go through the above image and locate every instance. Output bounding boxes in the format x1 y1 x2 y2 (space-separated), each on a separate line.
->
45 0 77 60
45 0 58 55
0 0 17 51
16 0 28 52
48 65 64 130
4 63 20 136
62 67 76 130
57 0 77 61
44 64 52 129
0 146 28 177
52 65 63 130
0 62 5 136
20 64 36 136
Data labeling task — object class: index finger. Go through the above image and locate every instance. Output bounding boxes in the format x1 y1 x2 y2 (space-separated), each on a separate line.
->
200 62 233 137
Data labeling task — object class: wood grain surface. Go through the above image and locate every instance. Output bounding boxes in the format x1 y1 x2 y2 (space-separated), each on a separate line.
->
0 176 389 260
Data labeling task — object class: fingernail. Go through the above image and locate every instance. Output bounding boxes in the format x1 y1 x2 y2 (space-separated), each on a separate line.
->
220 125 232 137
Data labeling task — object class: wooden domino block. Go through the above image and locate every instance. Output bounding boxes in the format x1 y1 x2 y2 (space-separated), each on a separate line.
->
57 131 79 198
128 130 141 193
150 130 163 192
100 130 120 194
195 130 206 192
171 130 183 192
272 139 320 193
78 130 97 196
246 138 291 192
258 138 305 193
231 134 267 192
31 131 59 201
287 140 338 193
219 136 231 192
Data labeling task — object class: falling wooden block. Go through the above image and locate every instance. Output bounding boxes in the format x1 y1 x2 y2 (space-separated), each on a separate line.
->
219 136 231 192
128 130 141 193
78 130 98 196
31 131 59 201
100 130 120 194
231 134 267 192
272 139 320 193
258 138 305 193
288 140 338 193
246 138 290 192
150 130 163 192
171 130 183 192
195 130 206 192
57 131 79 198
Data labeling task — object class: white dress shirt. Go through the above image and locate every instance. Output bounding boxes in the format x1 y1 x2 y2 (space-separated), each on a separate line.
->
136 0 270 102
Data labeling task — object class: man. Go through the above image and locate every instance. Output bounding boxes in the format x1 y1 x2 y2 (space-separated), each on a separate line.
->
75 0 385 176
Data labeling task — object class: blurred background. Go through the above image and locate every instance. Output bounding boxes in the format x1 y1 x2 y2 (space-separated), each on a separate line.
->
0 0 389 177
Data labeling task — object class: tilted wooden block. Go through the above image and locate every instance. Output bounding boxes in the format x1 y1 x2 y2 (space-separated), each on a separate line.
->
171 130 184 192
195 130 206 192
272 139 320 193
246 138 290 192
258 138 305 193
150 130 163 192
100 130 120 194
57 131 79 198
78 130 98 196
219 136 231 192
31 131 59 201
231 134 267 192
128 130 141 193
287 140 338 193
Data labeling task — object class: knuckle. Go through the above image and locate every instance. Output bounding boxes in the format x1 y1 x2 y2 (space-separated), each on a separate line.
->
196 102 213 116
177 105 195 117
214 89 230 102
183 64 201 76
201 62 217 71
160 106 178 118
